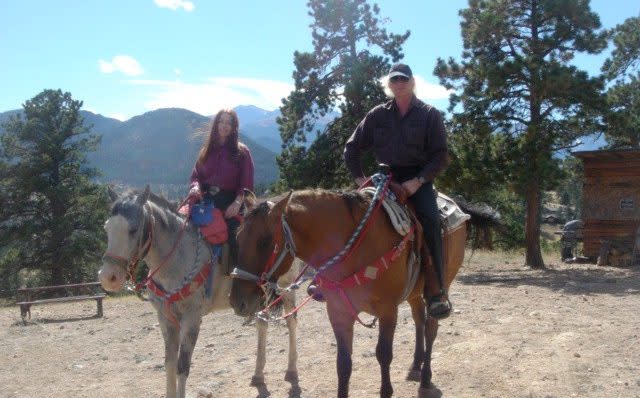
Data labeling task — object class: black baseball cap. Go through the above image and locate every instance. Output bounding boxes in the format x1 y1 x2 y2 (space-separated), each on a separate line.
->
388 63 412 79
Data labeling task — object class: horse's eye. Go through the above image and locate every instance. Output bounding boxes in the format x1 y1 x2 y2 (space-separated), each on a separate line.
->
257 236 271 252
129 227 138 235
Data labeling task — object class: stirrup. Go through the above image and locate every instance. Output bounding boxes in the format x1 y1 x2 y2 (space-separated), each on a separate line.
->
427 292 451 320
306 284 325 302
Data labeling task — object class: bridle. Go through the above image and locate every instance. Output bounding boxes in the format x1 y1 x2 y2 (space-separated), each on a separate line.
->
231 173 395 326
102 204 155 284
102 203 189 292
231 211 298 294
231 173 391 293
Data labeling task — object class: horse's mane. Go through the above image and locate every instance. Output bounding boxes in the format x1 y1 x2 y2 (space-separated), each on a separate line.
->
245 191 293 220
133 189 180 215
250 188 368 221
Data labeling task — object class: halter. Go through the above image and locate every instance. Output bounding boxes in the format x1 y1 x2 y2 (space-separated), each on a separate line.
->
102 202 189 292
230 212 297 294
232 173 405 327
102 204 155 284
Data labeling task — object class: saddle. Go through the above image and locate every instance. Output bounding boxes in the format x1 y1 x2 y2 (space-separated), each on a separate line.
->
437 192 471 232
361 187 412 236
361 186 471 236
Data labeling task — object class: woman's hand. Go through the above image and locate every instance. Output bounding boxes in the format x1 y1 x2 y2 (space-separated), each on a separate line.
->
187 186 203 203
225 198 242 218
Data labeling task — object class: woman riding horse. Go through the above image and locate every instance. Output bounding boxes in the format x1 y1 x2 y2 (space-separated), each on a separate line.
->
187 108 254 273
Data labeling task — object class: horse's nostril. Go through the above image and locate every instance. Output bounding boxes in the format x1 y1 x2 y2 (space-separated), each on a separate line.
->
110 274 116 282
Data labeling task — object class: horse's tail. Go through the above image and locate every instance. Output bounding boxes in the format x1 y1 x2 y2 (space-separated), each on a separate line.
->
452 194 507 234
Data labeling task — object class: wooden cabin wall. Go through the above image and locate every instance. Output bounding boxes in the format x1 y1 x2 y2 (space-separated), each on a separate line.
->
579 152 640 258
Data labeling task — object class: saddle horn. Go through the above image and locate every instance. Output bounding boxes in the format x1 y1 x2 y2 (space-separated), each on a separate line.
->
378 163 391 176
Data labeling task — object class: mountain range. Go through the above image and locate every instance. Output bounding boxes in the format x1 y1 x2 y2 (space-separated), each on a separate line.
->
0 106 295 198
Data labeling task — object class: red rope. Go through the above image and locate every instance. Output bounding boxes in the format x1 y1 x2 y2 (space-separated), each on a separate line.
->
324 174 390 269
256 174 392 322
135 219 188 291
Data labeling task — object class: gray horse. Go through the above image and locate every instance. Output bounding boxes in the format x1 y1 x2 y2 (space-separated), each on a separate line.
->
98 186 299 398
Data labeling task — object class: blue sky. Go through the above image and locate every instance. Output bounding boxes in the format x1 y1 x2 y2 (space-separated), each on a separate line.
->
1 0 638 121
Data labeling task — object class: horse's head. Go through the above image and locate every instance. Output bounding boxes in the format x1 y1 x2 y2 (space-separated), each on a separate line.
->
98 186 151 292
230 192 293 317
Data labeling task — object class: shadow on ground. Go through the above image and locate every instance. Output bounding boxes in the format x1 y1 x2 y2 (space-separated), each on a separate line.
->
457 265 640 297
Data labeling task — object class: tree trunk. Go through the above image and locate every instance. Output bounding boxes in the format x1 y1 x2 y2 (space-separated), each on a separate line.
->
524 181 545 268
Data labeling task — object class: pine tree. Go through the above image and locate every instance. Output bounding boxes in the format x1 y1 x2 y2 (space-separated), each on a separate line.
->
276 0 409 189
0 89 108 287
435 0 607 268
602 16 640 148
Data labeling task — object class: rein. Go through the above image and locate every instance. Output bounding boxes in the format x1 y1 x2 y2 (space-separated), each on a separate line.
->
233 173 407 328
103 203 192 294
102 205 155 285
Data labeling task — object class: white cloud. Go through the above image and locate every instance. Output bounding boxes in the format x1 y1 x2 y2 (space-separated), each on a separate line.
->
129 77 294 114
122 74 449 117
154 0 194 11
107 113 128 121
99 55 144 76
413 75 453 100
381 74 452 101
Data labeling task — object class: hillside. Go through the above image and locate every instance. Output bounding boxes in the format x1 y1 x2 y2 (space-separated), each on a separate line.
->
1 108 280 197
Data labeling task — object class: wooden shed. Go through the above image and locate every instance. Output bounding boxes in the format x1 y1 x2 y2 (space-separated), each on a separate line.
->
573 149 640 265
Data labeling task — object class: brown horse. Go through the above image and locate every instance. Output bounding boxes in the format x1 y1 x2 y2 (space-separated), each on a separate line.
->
229 186 467 398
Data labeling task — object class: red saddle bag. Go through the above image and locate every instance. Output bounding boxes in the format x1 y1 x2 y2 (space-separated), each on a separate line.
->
199 208 228 245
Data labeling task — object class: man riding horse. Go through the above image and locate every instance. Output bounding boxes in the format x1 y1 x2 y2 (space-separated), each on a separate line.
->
343 63 451 319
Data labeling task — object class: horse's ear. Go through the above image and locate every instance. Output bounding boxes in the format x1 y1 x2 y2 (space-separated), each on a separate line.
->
242 188 258 210
137 184 151 205
269 190 293 217
107 185 118 203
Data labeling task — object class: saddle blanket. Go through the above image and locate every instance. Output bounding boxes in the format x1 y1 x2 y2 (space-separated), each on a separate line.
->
361 187 412 236
361 188 471 235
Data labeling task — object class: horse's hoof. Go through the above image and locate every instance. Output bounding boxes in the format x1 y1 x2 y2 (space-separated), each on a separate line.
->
380 385 393 398
418 385 442 398
284 370 299 383
406 369 421 382
250 375 265 386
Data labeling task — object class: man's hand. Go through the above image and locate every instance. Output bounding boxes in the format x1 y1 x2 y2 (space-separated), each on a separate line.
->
401 178 423 197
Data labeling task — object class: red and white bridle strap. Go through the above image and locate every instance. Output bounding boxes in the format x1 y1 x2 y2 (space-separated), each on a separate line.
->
102 211 154 273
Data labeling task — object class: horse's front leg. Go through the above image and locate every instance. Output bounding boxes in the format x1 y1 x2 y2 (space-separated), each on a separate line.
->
159 313 180 398
251 318 268 386
283 291 299 383
377 308 398 398
176 314 202 398
407 295 426 381
327 303 355 398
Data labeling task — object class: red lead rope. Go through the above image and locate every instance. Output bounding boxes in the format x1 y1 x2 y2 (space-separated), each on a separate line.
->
266 177 413 326
134 220 188 291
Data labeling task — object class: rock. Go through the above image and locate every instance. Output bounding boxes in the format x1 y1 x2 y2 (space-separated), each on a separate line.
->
197 389 213 398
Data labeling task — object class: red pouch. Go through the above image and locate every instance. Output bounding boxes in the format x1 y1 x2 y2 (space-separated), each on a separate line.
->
199 208 228 244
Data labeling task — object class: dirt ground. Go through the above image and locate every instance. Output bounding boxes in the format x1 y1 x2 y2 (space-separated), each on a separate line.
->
1 250 639 398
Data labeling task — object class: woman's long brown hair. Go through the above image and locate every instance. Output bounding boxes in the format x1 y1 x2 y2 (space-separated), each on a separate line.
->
197 109 241 164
